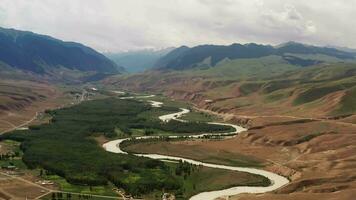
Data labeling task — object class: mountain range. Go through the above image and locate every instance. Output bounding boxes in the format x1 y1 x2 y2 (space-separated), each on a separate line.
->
155 42 356 70
0 27 123 79
107 41 356 118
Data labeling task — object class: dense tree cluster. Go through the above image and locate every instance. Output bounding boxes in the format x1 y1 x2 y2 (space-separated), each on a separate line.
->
0 99 173 194
0 98 232 196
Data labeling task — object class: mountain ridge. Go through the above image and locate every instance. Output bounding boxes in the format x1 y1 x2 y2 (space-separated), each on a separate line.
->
155 42 355 70
0 27 124 76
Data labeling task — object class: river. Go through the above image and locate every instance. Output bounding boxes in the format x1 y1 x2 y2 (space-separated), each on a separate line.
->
103 97 289 200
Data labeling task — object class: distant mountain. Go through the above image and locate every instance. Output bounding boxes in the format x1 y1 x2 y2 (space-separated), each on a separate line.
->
326 45 356 53
155 42 356 70
0 27 123 76
106 47 174 73
276 42 355 59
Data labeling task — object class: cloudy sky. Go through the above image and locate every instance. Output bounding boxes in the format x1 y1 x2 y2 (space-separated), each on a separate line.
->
0 0 355 52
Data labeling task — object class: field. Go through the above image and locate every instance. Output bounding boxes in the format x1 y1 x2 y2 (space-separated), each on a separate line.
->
41 194 120 200
0 173 49 200
41 193 121 200
40 174 117 196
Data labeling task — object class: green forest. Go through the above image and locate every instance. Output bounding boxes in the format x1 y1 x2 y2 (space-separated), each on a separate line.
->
0 98 233 196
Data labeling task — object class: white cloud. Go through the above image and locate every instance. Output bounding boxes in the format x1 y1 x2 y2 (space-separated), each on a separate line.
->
0 0 355 52
259 4 317 37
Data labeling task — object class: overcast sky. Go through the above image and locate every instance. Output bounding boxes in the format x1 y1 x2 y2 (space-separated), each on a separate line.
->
0 0 355 52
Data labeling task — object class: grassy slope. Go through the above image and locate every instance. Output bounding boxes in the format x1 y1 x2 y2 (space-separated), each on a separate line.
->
108 58 356 117
333 85 356 115
192 55 298 80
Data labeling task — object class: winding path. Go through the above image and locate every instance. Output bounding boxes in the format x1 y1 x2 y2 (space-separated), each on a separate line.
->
103 97 289 200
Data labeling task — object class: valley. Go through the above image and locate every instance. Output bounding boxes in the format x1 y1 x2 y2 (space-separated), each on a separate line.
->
0 91 275 199
1 77 354 200
1 52 356 199
1 6 356 199
104 46 356 200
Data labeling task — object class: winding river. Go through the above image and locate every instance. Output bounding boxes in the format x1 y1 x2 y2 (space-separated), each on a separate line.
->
103 97 289 200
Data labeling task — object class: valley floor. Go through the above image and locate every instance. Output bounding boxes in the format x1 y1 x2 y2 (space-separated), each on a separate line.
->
0 91 275 200
1 84 355 200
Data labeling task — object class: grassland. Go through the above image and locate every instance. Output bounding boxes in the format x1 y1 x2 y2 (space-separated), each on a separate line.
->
108 59 356 118
43 174 117 196
180 111 218 122
333 86 356 115
186 55 298 80
0 140 27 169
123 141 265 168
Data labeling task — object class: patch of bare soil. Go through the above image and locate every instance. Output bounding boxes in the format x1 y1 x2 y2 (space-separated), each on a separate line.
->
0 176 48 199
